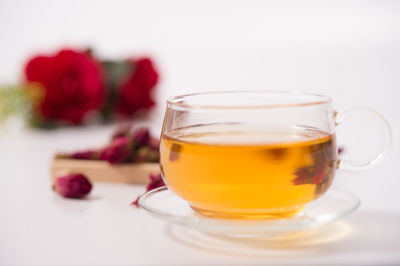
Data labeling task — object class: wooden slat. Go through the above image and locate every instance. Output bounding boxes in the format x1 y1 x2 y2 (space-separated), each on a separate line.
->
51 159 160 184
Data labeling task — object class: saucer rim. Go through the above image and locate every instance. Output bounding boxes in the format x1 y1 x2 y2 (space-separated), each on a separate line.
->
138 186 361 237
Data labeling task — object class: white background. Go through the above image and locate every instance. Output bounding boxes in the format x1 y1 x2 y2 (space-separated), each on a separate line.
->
0 0 399 265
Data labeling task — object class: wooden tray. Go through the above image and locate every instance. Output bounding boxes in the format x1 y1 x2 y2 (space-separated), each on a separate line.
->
51 159 160 184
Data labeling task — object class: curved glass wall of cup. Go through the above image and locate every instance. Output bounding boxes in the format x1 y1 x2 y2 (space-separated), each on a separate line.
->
162 91 335 137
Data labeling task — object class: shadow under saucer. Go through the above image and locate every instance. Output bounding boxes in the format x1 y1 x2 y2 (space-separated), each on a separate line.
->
165 210 400 260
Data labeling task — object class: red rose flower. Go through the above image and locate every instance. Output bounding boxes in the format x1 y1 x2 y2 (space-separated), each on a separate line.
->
116 58 159 116
25 49 104 124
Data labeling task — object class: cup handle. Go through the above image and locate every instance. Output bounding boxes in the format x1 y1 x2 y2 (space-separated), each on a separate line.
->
335 107 392 170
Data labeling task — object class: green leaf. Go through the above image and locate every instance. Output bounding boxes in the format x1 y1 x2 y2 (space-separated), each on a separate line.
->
100 61 133 120
0 85 32 123
28 114 59 129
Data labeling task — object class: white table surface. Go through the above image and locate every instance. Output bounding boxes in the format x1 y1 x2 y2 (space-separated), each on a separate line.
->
1 1 400 264
0 121 399 266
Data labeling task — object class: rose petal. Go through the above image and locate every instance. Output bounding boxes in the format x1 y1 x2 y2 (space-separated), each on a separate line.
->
132 173 164 207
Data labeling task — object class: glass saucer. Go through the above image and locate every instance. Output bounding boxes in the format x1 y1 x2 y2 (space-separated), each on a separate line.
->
138 186 360 238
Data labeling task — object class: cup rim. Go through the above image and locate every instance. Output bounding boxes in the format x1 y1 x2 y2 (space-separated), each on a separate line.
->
167 90 332 110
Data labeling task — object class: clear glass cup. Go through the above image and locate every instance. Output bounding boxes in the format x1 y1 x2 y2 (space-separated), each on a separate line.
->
160 91 391 220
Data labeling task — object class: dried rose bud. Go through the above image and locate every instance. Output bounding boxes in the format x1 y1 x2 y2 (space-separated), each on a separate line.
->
338 147 345 155
55 153 71 159
99 136 131 164
133 147 159 163
146 173 165 191
112 123 132 140
53 174 92 198
71 150 99 160
148 150 160 162
148 137 160 151
132 128 150 148
132 173 165 207
131 149 147 163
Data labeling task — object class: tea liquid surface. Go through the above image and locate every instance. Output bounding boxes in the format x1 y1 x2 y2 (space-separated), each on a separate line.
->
160 124 337 219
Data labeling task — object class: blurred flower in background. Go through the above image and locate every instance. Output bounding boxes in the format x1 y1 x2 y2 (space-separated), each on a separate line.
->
0 48 159 128
116 58 159 116
25 49 104 125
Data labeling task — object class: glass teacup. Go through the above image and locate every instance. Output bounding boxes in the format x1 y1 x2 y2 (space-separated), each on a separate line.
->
160 91 390 219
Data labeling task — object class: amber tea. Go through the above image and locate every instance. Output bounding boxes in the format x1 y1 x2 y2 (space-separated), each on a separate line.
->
160 124 337 219
158 91 390 222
